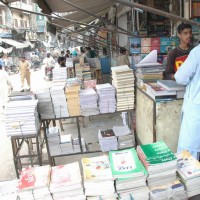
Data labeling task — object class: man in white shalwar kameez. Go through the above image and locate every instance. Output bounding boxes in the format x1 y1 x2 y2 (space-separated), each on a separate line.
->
175 45 200 160
0 64 12 110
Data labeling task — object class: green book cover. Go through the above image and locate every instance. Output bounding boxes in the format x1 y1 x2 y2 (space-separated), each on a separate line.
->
139 141 177 164
109 148 147 177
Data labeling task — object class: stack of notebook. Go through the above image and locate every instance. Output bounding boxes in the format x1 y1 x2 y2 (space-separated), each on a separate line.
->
79 89 99 116
137 141 177 187
177 150 200 198
111 65 134 111
50 162 86 200
82 156 115 197
96 83 116 114
109 148 149 200
50 86 69 118
35 89 55 120
52 68 67 86
98 129 118 152
5 100 40 137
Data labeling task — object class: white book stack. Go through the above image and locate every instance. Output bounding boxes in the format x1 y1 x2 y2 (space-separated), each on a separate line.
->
98 129 118 152
0 180 18 200
50 86 69 118
149 180 187 200
177 150 200 198
113 125 135 149
50 162 86 200
47 127 61 156
87 195 117 200
73 138 87 152
5 100 39 137
79 89 99 116
82 156 115 197
96 83 116 114
111 65 135 111
35 89 55 120
53 68 67 86
60 134 74 154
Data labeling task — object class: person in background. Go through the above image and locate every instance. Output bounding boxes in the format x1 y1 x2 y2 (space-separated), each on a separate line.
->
85 47 91 59
43 53 55 75
164 23 192 80
58 50 66 67
65 50 71 58
90 47 97 58
72 48 78 57
0 64 13 111
175 44 200 160
19 54 31 92
117 47 130 67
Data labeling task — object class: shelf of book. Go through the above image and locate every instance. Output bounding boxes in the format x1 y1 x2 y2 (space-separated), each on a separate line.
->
136 87 183 152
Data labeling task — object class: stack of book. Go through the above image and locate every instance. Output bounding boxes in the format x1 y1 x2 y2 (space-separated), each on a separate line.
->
50 162 86 200
60 134 74 154
0 180 18 200
149 180 187 200
17 165 52 200
5 100 40 137
111 65 134 111
52 68 67 86
177 150 200 198
75 63 83 80
87 195 117 200
35 89 55 119
135 50 164 83
9 91 35 101
73 138 87 153
50 86 69 118
98 129 118 152
65 85 81 116
66 77 82 88
82 63 92 80
96 83 116 114
47 127 61 156
84 79 97 89
79 89 99 116
109 148 149 200
145 82 177 101
113 125 135 149
82 156 115 197
157 80 185 99
137 141 177 187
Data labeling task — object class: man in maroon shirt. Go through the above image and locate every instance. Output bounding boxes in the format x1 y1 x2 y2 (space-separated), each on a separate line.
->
165 23 192 80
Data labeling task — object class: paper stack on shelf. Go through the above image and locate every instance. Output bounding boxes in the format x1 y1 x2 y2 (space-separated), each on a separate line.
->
79 89 99 116
50 86 69 118
149 180 187 200
35 89 55 119
96 83 116 113
177 150 200 198
82 63 92 80
5 100 40 137
73 138 87 153
0 180 18 200
50 162 86 200
9 91 36 101
17 165 52 199
98 129 118 152
137 141 177 187
135 50 164 83
109 148 149 200
52 68 67 86
60 134 74 154
75 63 83 80
82 155 115 197
113 125 135 149
65 85 81 116
111 65 134 111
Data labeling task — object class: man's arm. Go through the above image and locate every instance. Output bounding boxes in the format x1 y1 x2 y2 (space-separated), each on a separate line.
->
165 50 176 80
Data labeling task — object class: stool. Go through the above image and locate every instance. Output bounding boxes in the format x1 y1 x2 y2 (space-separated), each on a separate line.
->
95 69 103 84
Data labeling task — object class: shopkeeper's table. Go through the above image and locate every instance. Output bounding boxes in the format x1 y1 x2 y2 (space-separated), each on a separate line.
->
42 110 133 166
136 87 183 152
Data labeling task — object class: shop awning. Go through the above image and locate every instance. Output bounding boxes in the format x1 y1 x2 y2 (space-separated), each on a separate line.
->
0 46 13 54
1 39 29 49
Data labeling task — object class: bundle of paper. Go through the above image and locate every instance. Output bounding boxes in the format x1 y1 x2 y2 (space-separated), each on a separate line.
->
111 65 134 111
50 86 69 118
9 91 35 101
149 180 187 200
50 162 86 200
80 89 99 116
82 156 115 197
96 83 116 114
177 150 200 198
0 180 18 200
35 89 55 119
137 141 177 187
109 148 149 200
5 100 40 137
98 129 118 152
53 68 67 86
